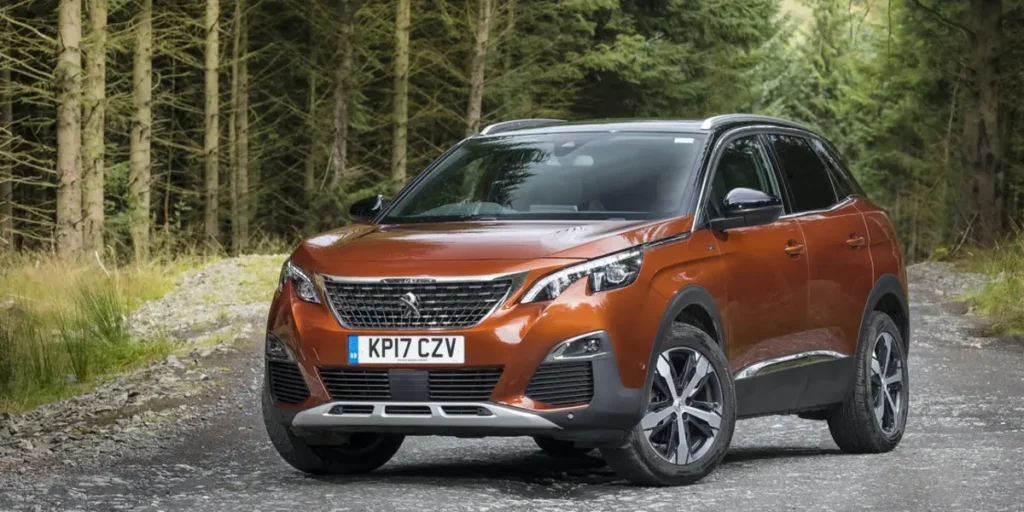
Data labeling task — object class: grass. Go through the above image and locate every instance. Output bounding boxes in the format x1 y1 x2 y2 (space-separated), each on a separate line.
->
958 237 1024 335
0 254 201 412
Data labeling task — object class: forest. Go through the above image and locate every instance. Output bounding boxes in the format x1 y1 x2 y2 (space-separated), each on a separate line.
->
1 0 1023 262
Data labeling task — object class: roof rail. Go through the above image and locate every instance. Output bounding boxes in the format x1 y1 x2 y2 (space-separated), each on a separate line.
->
699 114 809 131
479 118 567 135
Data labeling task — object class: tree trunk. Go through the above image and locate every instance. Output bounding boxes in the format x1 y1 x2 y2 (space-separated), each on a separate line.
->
235 2 249 252
82 0 106 254
305 65 317 234
229 0 241 253
959 0 1004 244
228 13 238 253
390 0 410 194
128 0 152 260
1 52 12 251
203 0 220 249
331 0 361 194
56 0 83 255
465 0 492 136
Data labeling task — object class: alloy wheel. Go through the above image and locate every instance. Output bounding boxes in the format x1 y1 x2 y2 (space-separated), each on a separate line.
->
641 347 724 465
870 332 905 434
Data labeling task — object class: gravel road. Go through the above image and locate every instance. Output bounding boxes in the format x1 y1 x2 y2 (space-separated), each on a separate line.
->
2 261 1023 511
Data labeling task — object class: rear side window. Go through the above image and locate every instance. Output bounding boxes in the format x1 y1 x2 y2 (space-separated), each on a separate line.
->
813 138 866 198
768 134 838 213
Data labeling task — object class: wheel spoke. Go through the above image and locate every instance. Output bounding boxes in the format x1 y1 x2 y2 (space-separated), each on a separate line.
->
674 413 690 464
880 335 893 378
874 398 885 425
682 355 711 399
683 404 721 431
885 387 900 420
870 355 883 380
656 354 680 401
641 406 674 431
885 370 903 387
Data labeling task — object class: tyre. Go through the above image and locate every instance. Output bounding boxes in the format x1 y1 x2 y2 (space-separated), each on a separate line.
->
532 436 594 457
262 382 404 475
600 322 736 486
827 311 909 453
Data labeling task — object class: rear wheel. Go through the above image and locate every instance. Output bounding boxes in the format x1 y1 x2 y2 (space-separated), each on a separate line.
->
601 323 736 486
532 436 594 457
262 383 404 474
827 311 909 453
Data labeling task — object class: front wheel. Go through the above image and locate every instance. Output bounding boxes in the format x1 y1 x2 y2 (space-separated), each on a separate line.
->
601 323 736 486
262 383 404 475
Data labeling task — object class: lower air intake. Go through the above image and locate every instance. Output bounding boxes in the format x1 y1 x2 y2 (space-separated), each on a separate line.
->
268 361 310 405
525 361 594 407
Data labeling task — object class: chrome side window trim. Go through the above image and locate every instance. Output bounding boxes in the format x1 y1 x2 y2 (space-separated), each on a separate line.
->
734 350 849 380
777 197 855 220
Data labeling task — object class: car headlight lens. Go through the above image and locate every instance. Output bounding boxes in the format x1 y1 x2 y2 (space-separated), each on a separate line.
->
521 249 643 303
278 260 321 304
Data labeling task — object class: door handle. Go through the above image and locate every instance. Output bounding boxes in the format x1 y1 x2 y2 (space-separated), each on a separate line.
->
784 241 805 257
846 235 866 249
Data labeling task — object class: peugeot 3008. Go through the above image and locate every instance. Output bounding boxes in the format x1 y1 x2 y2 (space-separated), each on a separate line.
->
262 115 910 486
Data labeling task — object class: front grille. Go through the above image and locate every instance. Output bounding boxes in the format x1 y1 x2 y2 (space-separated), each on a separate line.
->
526 361 594 407
428 368 502 401
268 361 310 405
322 278 514 329
317 368 502 402
319 368 390 401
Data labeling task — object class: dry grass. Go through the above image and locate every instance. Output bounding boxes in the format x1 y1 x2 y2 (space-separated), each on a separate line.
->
0 253 209 412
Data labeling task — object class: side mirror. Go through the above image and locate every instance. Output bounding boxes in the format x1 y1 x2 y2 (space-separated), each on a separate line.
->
708 188 783 231
349 194 389 223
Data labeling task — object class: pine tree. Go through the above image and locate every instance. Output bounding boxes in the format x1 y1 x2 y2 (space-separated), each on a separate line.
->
465 0 493 135
56 0 83 255
82 0 106 254
204 0 221 249
390 0 410 193
129 0 153 260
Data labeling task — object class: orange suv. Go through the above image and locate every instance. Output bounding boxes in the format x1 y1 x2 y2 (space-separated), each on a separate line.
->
262 115 910 486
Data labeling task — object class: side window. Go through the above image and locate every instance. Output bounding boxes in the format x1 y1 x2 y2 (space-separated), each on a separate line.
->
813 138 866 199
768 134 838 213
706 135 779 219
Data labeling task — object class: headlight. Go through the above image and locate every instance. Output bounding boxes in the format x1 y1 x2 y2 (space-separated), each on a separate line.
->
521 249 643 303
278 260 321 304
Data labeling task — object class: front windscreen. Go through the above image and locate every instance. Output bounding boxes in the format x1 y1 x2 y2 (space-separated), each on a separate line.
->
382 132 706 222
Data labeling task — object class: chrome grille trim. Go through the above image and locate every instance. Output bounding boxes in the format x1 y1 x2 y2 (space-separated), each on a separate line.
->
320 272 524 330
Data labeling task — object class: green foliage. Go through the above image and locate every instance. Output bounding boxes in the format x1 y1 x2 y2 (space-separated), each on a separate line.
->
962 238 1024 335
0 257 183 412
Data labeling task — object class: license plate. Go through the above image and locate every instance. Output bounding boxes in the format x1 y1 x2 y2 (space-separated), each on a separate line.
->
348 335 465 364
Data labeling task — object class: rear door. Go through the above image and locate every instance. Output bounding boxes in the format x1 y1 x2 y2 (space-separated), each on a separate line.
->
701 133 810 375
766 134 874 357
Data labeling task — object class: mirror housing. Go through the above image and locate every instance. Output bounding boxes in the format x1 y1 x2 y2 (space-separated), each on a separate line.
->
708 188 783 231
349 194 389 223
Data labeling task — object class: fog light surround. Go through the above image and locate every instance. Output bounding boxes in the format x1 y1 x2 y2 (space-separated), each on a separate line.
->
544 331 609 362
266 332 294 361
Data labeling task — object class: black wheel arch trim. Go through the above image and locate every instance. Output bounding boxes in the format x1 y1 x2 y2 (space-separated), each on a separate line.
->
858 273 910 354
642 285 727 398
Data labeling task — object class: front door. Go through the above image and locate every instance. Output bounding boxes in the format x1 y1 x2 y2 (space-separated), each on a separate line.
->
701 134 810 375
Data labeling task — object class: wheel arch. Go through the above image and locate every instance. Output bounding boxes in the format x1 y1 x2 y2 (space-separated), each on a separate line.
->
859 274 910 353
643 285 726 392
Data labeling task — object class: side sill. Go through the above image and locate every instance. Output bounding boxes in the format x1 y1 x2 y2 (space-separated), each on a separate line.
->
735 355 854 419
